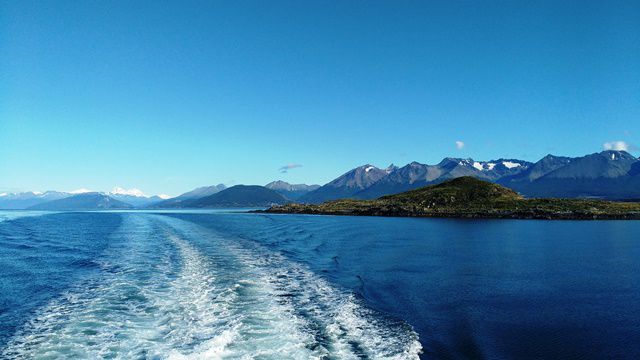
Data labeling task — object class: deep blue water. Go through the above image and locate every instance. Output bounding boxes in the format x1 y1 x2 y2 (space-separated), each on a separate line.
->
0 210 639 359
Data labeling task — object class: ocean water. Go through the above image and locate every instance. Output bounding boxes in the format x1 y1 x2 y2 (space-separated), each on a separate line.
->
0 211 639 359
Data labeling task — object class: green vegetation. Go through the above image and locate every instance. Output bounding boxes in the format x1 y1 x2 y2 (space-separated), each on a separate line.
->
262 177 640 220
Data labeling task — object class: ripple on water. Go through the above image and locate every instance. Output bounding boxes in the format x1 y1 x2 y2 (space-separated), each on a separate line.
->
2 214 422 359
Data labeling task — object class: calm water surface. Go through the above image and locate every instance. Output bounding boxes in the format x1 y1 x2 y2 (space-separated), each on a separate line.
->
0 210 639 359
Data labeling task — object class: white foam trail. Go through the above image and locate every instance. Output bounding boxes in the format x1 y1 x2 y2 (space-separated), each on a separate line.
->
2 213 422 359
225 243 423 359
157 217 325 359
157 216 423 359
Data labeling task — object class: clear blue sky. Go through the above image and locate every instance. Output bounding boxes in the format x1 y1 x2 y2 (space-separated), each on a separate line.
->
1 1 638 196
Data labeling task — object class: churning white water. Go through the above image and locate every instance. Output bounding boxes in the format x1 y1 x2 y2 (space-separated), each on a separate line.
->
2 213 422 359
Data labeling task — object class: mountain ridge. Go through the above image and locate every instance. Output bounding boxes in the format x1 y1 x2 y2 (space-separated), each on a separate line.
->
262 177 640 220
3 150 639 208
265 181 320 200
180 185 289 208
28 193 134 210
297 164 392 204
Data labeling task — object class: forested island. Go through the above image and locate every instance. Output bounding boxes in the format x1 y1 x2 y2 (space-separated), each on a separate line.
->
260 177 640 220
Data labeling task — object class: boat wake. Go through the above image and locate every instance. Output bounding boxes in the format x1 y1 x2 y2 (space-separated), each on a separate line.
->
2 213 422 359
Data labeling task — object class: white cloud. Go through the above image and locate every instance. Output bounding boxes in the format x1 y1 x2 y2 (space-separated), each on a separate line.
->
603 141 630 151
455 141 465 150
278 163 303 173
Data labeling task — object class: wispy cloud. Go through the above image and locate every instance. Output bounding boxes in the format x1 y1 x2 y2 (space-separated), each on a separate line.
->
278 163 303 173
603 141 635 151
455 141 465 150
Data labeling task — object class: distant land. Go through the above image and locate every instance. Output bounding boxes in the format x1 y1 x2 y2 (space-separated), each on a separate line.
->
0 188 169 210
2 149 639 210
28 193 134 211
261 177 640 220
265 181 321 200
150 184 227 208
299 150 640 203
161 185 289 208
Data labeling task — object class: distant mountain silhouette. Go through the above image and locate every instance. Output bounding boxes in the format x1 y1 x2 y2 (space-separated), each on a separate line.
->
298 164 392 204
109 194 165 207
499 151 640 199
28 193 134 210
264 177 640 220
176 185 288 208
6 150 640 207
150 184 227 208
353 159 531 199
265 181 320 200
300 151 640 202
0 191 69 209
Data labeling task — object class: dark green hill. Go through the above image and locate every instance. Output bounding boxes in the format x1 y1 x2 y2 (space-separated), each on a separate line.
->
262 177 640 220
184 185 288 208
380 176 521 205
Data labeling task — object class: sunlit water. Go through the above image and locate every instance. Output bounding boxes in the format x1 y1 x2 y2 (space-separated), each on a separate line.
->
1 210 639 359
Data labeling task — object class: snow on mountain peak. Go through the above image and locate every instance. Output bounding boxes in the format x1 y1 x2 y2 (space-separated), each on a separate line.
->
385 164 397 173
457 159 474 167
110 187 147 197
70 188 93 194
502 161 522 169
469 160 523 171
364 166 375 173
158 194 171 199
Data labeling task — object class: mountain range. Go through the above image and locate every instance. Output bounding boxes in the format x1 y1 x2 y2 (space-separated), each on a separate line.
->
0 188 168 210
3 150 639 210
150 184 227 208
177 185 289 208
499 151 640 199
265 181 320 200
297 150 640 203
0 191 69 209
264 177 640 220
297 164 396 203
28 193 134 210
351 158 532 201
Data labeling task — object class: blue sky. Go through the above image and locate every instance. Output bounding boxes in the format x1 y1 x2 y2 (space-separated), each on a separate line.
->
1 1 638 196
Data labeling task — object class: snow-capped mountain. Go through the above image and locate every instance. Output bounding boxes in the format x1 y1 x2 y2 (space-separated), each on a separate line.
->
107 187 169 207
69 188 94 194
3 150 639 209
0 187 171 209
498 155 574 183
29 193 134 210
354 158 532 200
0 191 70 209
328 151 639 202
499 150 640 199
110 187 146 197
